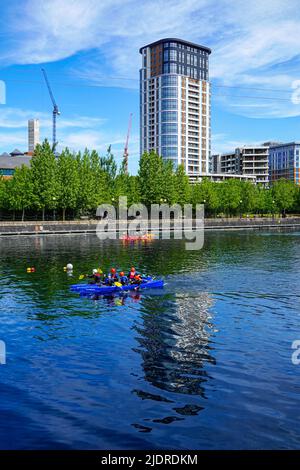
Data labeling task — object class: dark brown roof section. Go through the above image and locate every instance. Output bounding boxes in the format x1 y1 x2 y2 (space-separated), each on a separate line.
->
139 38 211 54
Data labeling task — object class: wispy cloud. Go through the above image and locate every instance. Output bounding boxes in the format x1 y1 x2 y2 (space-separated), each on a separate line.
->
0 105 139 171
0 107 106 129
2 0 300 117
211 133 271 155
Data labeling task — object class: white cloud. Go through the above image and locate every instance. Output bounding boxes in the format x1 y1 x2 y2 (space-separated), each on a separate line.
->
0 105 139 170
211 133 271 155
2 0 300 118
0 107 105 130
0 131 27 149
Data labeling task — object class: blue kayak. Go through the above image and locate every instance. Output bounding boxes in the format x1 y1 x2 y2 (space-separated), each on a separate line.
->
70 279 164 295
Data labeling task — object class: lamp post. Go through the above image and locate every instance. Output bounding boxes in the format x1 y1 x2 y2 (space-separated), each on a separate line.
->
239 199 243 219
53 197 56 221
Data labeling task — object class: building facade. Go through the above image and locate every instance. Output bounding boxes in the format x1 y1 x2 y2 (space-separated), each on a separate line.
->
269 142 300 185
211 144 269 186
28 119 40 154
140 38 211 177
0 149 32 178
239 145 269 185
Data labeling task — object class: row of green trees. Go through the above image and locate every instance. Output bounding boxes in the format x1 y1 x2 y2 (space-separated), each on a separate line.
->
0 141 300 219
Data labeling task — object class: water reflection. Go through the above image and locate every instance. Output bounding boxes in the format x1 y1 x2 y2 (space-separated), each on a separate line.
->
133 292 216 402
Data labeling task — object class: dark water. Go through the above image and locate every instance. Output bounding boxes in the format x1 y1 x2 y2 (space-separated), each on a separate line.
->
0 231 300 450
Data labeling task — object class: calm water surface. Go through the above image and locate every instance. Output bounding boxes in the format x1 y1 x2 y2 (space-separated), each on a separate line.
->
0 231 299 449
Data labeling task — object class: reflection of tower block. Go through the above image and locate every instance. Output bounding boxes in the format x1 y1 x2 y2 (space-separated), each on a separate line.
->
0 340 6 365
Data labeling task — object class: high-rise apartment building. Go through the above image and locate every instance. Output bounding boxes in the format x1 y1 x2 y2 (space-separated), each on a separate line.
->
140 38 211 177
28 119 40 153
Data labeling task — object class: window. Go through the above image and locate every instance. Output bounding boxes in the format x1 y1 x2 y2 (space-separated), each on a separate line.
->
161 135 178 146
0 168 14 176
161 146 178 157
169 63 177 73
161 111 178 122
161 99 177 110
162 123 178 134
161 75 178 86
169 49 177 61
161 87 177 98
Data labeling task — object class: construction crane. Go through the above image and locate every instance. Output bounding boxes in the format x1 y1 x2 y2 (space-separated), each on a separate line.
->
123 113 133 174
41 68 60 149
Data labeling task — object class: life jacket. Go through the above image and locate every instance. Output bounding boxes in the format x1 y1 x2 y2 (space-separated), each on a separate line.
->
128 271 136 279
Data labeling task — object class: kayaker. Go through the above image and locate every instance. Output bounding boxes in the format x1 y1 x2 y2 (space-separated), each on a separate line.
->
134 274 142 285
104 273 112 285
88 269 102 284
128 267 136 281
110 268 119 282
119 271 128 285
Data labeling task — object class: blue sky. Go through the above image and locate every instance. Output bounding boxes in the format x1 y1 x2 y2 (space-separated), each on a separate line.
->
1 0 300 173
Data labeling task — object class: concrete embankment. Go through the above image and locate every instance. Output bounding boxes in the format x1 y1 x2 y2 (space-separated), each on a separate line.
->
0 217 300 237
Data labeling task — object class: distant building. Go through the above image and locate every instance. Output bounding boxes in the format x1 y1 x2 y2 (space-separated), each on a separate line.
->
239 145 269 186
211 144 270 186
189 172 256 184
140 38 211 178
28 119 40 154
210 154 221 173
269 142 300 185
0 149 32 178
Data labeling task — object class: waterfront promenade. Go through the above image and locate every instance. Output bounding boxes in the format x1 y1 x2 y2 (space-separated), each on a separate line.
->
0 216 300 236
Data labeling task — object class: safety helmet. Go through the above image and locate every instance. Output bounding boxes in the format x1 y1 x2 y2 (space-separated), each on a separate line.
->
92 269 98 275
120 271 125 276
111 268 116 274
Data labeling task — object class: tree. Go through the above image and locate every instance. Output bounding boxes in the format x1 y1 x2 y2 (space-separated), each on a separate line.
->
30 140 60 220
0 177 8 212
220 179 243 216
6 165 35 221
174 164 191 207
161 160 176 205
192 178 219 215
100 145 117 182
57 149 80 221
138 151 165 206
272 179 297 216
77 149 99 214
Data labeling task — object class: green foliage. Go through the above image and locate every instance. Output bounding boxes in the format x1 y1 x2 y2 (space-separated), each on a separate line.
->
0 145 299 219
6 165 35 220
192 178 219 215
272 179 297 214
57 148 80 220
0 177 8 209
138 151 166 205
175 164 191 207
30 140 60 219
